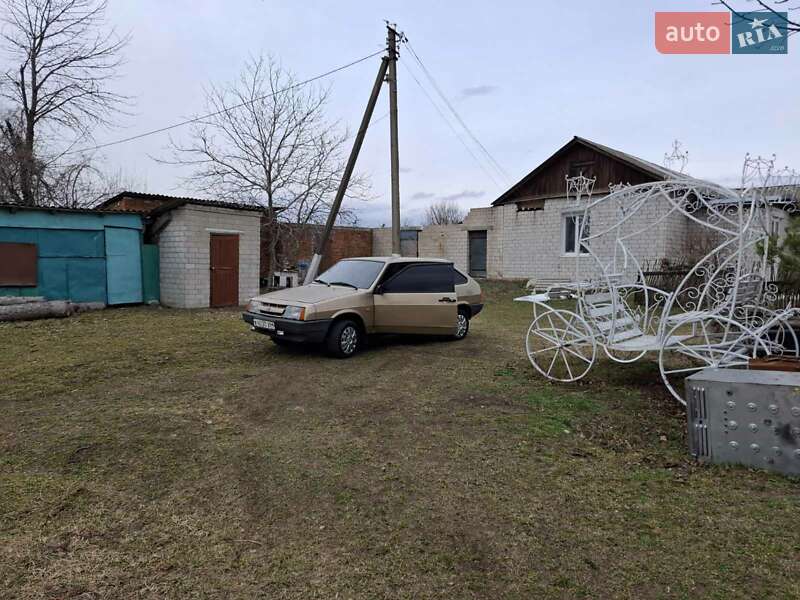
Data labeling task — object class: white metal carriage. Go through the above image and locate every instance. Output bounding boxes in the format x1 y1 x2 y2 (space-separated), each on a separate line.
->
517 158 800 405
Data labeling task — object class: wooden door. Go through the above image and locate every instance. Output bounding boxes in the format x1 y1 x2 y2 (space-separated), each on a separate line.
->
210 234 239 307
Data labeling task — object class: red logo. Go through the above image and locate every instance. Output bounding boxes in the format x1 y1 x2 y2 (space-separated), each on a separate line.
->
655 12 731 54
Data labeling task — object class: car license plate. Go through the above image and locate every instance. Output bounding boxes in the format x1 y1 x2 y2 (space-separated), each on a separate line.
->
253 318 275 331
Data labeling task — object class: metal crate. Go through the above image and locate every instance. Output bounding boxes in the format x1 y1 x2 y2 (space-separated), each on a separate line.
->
685 368 800 476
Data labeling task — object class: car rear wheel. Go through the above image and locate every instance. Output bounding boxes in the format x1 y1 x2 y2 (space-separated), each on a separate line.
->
326 319 362 358
453 310 470 340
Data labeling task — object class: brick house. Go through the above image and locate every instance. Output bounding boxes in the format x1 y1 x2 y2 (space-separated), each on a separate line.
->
382 136 789 284
101 192 261 308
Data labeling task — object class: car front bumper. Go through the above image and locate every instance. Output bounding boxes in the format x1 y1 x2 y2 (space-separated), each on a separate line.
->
242 312 331 344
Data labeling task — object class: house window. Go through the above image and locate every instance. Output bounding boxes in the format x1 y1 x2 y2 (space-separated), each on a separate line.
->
563 213 590 255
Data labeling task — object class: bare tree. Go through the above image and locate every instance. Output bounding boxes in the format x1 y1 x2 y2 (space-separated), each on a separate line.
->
165 55 369 276
0 0 129 205
713 0 800 33
425 199 465 225
44 159 146 208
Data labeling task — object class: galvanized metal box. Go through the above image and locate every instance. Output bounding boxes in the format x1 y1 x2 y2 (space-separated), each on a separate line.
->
685 368 800 476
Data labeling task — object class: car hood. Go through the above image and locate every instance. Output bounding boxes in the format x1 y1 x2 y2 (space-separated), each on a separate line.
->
253 284 359 305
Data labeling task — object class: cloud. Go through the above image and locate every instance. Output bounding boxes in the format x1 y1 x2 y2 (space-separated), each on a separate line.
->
411 191 435 200
440 190 485 202
460 85 498 98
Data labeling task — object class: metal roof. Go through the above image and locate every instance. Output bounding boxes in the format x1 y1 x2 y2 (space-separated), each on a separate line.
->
0 202 139 216
100 191 267 214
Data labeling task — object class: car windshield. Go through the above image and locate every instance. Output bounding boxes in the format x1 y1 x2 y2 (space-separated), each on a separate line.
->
314 260 385 290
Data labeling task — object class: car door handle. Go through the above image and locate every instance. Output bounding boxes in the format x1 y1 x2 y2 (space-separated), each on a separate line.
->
438 297 456 303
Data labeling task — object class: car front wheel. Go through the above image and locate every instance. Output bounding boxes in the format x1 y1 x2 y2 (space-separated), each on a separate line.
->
326 319 362 358
454 310 470 340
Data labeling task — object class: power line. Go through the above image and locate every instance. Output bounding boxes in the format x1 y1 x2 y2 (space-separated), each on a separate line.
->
403 39 510 183
64 48 387 156
399 57 502 189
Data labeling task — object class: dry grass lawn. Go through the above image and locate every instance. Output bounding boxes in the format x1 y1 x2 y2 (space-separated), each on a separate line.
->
1 281 799 599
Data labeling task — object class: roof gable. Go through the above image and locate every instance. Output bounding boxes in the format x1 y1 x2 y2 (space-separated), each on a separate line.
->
492 136 686 206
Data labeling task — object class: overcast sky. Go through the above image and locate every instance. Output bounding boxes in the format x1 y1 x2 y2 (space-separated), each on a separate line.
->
87 0 800 225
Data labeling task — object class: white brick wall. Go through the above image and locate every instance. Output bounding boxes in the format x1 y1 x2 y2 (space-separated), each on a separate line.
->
372 228 393 256
369 196 698 283
157 205 261 308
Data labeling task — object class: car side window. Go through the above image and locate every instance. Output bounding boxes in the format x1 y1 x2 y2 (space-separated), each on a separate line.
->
381 264 454 294
454 269 468 285
377 262 408 286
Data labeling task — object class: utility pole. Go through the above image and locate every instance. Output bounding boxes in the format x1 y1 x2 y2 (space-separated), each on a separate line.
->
303 23 403 284
303 55 390 284
387 23 402 255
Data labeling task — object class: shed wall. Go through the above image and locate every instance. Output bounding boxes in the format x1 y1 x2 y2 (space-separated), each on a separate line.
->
0 208 143 304
157 205 260 308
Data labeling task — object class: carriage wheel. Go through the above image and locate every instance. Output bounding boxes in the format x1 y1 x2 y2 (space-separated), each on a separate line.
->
658 315 768 405
525 308 597 382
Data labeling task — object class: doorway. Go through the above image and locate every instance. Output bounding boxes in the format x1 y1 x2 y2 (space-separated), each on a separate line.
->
210 234 239 307
468 230 487 278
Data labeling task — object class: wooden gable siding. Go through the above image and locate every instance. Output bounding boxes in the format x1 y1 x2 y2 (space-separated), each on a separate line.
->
507 144 658 203
103 195 170 213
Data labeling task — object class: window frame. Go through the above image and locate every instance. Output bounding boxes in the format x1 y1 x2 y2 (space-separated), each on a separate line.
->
562 212 591 256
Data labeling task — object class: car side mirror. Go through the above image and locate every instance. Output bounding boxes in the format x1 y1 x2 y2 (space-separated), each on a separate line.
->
374 284 384 295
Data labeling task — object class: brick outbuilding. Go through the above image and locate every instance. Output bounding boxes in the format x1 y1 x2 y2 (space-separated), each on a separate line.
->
102 192 262 308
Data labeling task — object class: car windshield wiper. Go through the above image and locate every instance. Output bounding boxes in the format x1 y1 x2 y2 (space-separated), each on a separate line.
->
312 278 330 286
328 281 358 289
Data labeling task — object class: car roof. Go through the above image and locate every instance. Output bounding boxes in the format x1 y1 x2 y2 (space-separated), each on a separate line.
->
345 256 452 264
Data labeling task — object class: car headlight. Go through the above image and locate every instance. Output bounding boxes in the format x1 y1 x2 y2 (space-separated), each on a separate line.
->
282 305 306 320
246 299 259 312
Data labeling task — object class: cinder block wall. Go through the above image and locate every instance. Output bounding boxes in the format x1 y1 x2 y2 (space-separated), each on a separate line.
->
158 206 261 308
371 228 393 256
371 228 422 257
369 198 694 283
488 197 693 284
418 226 468 271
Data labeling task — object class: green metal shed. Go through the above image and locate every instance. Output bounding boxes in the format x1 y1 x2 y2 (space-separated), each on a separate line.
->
0 205 149 305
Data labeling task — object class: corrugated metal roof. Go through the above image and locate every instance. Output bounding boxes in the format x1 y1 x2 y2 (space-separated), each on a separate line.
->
100 191 267 214
0 202 139 216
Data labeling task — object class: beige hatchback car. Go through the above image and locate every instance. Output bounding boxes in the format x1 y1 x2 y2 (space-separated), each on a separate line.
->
243 257 483 357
